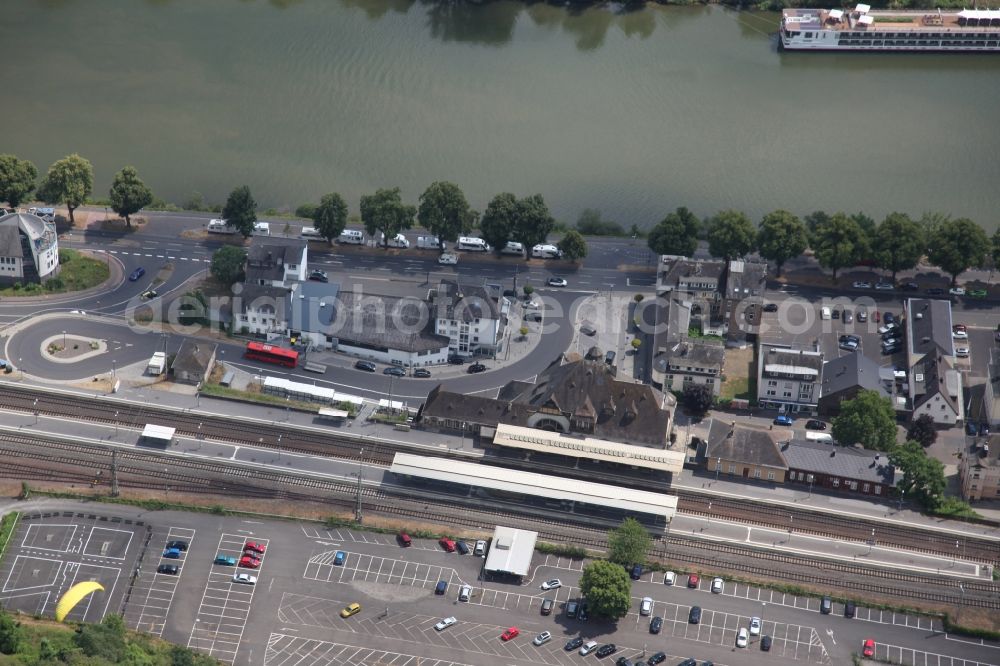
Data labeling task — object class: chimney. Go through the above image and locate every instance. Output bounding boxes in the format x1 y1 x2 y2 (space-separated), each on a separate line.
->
830 449 836 457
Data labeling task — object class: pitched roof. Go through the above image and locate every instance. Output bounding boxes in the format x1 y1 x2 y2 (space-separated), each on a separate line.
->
665 339 725 370
420 385 511 426
821 352 886 398
780 439 896 486
725 259 767 300
247 237 307 267
911 349 960 414
705 419 790 470
906 298 954 359
237 284 289 314
433 280 501 321
171 339 217 376
0 226 22 258
334 290 451 353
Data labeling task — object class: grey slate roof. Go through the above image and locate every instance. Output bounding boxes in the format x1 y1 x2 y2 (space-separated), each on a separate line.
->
705 419 790 470
906 298 954 358
433 280 501 322
247 237 307 267
237 284 289 314
665 339 725 371
821 353 886 398
171 339 216 376
0 226 22 258
286 282 340 333
911 349 959 414
780 439 896 486
333 290 451 353
725 259 768 300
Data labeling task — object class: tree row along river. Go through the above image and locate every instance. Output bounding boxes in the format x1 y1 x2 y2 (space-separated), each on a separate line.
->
3 0 999 228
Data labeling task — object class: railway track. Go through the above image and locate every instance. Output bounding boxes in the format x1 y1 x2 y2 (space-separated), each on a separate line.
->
1 384 997 566
2 433 997 612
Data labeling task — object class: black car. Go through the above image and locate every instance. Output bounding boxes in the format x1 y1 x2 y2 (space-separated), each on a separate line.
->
831 308 840 319
901 281 920 291
413 368 431 378
595 644 617 658
689 606 702 624
503 289 517 298
762 303 778 312
649 616 662 634
166 540 188 551
541 598 554 616
564 637 584 651
308 269 328 282
844 600 856 618
467 362 487 374
883 312 896 325
605 350 616 365
383 366 405 376
354 360 376 372
761 636 772 651
679 660 697 666
565 600 579 618
447 355 465 365
455 540 469 554
157 564 179 575
630 563 642 580
647 653 666 665
805 419 827 431
577 602 589 622
614 658 632 666
926 287 945 296
882 344 901 355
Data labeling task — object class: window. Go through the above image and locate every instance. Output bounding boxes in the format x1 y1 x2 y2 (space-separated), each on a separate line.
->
766 390 776 397
874 486 881 495
753 470 761 478
783 391 792 398
832 478 840 487
767 380 777 387
767 472 775 480
728 465 736 474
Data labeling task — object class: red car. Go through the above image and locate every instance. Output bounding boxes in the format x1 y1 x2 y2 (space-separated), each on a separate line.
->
687 574 700 589
500 627 519 641
244 541 266 554
439 538 456 552
239 555 261 569
862 639 875 658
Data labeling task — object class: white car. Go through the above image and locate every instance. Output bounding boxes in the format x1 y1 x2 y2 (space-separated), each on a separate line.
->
232 573 257 585
640 597 653 616
956 345 970 358
711 577 724 593
852 281 872 289
875 282 894 290
878 323 898 335
532 630 552 646
540 578 562 590
663 571 676 586
949 286 966 296
736 627 749 648
547 277 568 287
438 253 458 265
952 330 968 339
749 616 762 635
474 540 486 556
579 641 598 656
434 616 457 631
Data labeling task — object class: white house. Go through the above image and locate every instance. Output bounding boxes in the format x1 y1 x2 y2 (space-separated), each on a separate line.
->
757 343 824 414
245 238 307 288
432 281 509 358
234 283 288 337
659 339 726 396
0 212 59 284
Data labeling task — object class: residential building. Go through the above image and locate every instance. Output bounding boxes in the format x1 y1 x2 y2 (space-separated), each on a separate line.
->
333 290 451 367
909 349 962 425
723 259 767 347
171 340 217 385
818 352 888 417
234 283 289 337
757 343 824 414
432 280 509 358
245 237 307 287
659 339 725 396
905 297 954 368
0 212 59 284
959 437 1000 501
286 281 341 350
780 439 896 497
981 347 1000 429
657 257 727 335
420 357 676 448
703 420 791 483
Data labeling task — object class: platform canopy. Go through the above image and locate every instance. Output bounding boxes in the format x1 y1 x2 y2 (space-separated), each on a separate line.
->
141 424 175 442
493 424 685 474
855 3 871 13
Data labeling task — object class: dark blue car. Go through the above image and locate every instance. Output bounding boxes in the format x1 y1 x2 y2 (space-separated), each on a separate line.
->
129 267 146 281
162 547 181 559
773 415 793 426
333 551 346 565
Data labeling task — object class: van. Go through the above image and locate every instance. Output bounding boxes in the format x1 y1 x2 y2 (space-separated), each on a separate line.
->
821 306 831 320
338 229 364 244
458 584 472 602
252 222 270 236
438 252 458 265
207 218 236 234
417 235 443 250
300 226 324 239
820 596 832 614
380 232 410 248
456 236 490 252
531 243 562 259
500 241 524 256
805 431 834 443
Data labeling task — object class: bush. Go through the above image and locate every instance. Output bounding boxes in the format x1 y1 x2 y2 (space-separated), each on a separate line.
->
295 203 318 220
535 542 588 559
576 209 625 236
75 613 127 661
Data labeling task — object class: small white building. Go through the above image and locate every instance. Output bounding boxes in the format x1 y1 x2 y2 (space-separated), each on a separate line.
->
432 281 509 358
757 342 824 414
235 283 289 337
483 526 537 578
0 212 60 284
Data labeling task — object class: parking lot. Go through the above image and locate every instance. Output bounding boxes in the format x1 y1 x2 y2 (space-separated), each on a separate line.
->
123 526 196 635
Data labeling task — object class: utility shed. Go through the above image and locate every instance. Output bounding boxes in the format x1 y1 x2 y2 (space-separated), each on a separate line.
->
140 424 175 446
147 352 166 376
484 526 537 578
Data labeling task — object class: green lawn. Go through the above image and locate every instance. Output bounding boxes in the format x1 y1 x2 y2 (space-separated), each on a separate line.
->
0 249 109 297
0 511 19 564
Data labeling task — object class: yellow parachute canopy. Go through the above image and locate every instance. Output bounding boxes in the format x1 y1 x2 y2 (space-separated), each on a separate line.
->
55 581 105 622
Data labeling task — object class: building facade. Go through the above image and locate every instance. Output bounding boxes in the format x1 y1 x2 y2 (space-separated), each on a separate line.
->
432 281 509 358
757 343 824 414
660 339 725 396
0 212 60 284
959 437 1000 501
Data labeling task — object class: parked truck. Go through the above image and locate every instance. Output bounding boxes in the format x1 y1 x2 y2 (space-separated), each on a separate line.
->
147 352 167 376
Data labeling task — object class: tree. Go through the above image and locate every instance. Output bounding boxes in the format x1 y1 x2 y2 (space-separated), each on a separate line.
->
756 210 808 277
558 229 588 262
706 209 755 260
0 609 24 655
576 208 625 236
850 211 876 251
523 284 534 297
682 383 714 416
314 192 348 243
295 202 318 220
479 192 517 251
812 212 866 281
418 181 476 248
38 153 93 225
607 517 652 566
518 325 528 338
906 413 938 448
579 560 631 619
992 227 1000 269
108 166 153 227
803 210 831 244
890 440 947 509
74 613 127 662
927 218 988 285
630 338 642 350
918 211 949 251
831 390 897 450
512 193 555 250
361 187 415 248
221 185 258 238
210 246 247 286
0 153 38 209
647 207 700 257
873 212 924 282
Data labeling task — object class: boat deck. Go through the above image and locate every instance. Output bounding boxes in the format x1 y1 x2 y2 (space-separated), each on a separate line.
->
782 7 1000 33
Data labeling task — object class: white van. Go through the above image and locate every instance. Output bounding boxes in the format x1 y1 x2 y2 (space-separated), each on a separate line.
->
338 229 364 244
806 431 834 443
380 232 410 248
300 226 324 239
500 241 524 256
438 253 458 265
456 236 491 252
531 243 562 259
252 222 270 236
417 235 444 250
821 306 831 320
207 219 235 234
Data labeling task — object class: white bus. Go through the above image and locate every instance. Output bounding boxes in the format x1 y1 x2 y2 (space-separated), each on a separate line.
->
207 219 236 234
338 229 364 244
457 236 491 252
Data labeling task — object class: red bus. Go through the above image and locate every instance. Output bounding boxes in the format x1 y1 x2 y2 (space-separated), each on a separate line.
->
244 341 299 368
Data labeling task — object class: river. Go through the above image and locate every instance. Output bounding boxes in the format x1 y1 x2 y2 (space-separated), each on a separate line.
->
3 0 999 228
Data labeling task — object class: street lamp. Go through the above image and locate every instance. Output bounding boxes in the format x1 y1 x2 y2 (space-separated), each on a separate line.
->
33 398 38 425
715 456 721 483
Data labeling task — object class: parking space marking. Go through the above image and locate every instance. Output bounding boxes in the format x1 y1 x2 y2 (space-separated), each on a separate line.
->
19 524 78 553
304 551 462 591
49 562 121 624
82 527 133 560
265 635 475 666
187 533 268 664
877 642 996 666
2 555 63 592
124 526 196 635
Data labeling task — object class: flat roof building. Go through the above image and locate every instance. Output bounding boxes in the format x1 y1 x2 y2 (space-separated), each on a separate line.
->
484 526 537 577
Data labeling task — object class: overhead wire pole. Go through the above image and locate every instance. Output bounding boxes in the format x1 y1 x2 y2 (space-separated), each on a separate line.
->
110 449 119 497
355 448 364 523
